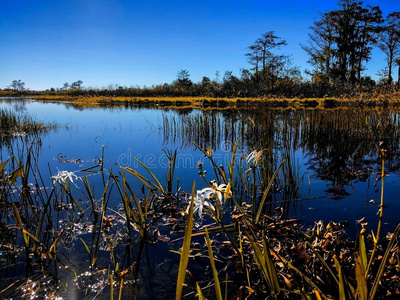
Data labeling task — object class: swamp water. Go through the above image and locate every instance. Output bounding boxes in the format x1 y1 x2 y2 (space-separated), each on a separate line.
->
0 97 399 299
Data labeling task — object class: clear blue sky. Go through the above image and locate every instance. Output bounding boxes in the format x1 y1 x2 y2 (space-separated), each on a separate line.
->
0 0 398 90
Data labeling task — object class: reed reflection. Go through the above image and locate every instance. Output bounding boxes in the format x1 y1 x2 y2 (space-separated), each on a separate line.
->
161 108 400 200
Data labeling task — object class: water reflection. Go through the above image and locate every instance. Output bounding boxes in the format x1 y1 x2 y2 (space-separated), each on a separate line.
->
2 97 399 203
1 98 400 299
161 107 400 199
0 97 28 112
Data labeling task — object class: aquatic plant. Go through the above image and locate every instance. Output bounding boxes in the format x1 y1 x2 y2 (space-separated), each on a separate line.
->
0 108 57 136
0 141 399 299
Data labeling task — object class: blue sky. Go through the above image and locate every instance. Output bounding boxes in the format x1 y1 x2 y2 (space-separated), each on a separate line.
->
0 0 398 90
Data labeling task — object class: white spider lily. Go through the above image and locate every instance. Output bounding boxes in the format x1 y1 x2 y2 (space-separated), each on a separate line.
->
210 182 232 204
186 183 232 218
51 170 79 185
186 187 215 218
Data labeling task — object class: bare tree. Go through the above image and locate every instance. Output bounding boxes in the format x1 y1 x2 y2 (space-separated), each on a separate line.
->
246 31 286 76
257 31 287 71
8 79 25 91
245 44 262 75
301 12 335 83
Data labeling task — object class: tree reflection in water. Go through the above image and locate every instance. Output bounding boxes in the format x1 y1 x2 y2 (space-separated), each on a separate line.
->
161 108 400 200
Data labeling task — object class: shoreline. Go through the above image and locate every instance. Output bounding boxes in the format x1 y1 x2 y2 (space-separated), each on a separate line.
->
3 94 400 109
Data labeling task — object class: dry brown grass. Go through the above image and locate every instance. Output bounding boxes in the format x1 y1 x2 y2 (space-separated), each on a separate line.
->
28 94 400 110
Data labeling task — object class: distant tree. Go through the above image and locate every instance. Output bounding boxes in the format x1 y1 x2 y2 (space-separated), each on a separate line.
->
176 70 192 87
71 80 83 89
240 69 252 81
257 31 287 71
301 12 335 84
214 71 221 84
376 67 390 84
201 76 211 85
200 76 213 95
246 31 286 76
221 71 242 97
245 44 262 75
177 69 190 81
62 82 70 90
223 71 233 83
8 79 25 91
331 0 383 83
378 12 400 84
359 75 376 87
304 0 383 84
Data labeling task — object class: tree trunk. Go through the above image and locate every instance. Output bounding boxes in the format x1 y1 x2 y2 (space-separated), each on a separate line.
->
388 56 393 84
262 48 266 71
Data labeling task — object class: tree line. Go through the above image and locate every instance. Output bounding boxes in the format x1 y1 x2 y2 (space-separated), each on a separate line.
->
2 0 400 99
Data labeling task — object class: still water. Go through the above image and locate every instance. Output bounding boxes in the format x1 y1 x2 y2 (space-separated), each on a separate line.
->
1 97 400 298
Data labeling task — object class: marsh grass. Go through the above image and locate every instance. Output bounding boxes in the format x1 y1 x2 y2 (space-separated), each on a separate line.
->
0 108 58 155
178 142 400 299
0 108 57 136
24 92 400 110
0 140 399 299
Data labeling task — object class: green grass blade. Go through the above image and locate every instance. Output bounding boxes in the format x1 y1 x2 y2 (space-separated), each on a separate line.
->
306 241 339 285
355 233 367 274
123 175 145 224
275 251 329 300
245 231 273 292
205 227 222 300
21 228 40 243
35 188 55 243
255 160 285 223
120 166 158 191
369 223 400 299
187 270 206 300
133 157 165 194
262 235 281 294
12 203 29 247
82 176 96 211
0 160 8 173
229 141 238 183
80 238 91 255
334 256 348 300
110 273 114 300
354 252 367 300
176 181 196 300
62 184 85 214
9 166 23 184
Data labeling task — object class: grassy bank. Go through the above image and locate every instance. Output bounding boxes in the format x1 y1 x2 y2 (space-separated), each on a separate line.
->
23 94 399 110
34 92 400 108
3 89 400 109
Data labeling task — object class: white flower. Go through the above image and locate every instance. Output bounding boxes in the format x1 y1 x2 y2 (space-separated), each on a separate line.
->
210 181 231 205
186 187 215 218
186 182 232 218
51 170 79 185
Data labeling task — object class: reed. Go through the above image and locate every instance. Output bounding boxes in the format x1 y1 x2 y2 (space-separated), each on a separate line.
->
0 108 57 136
